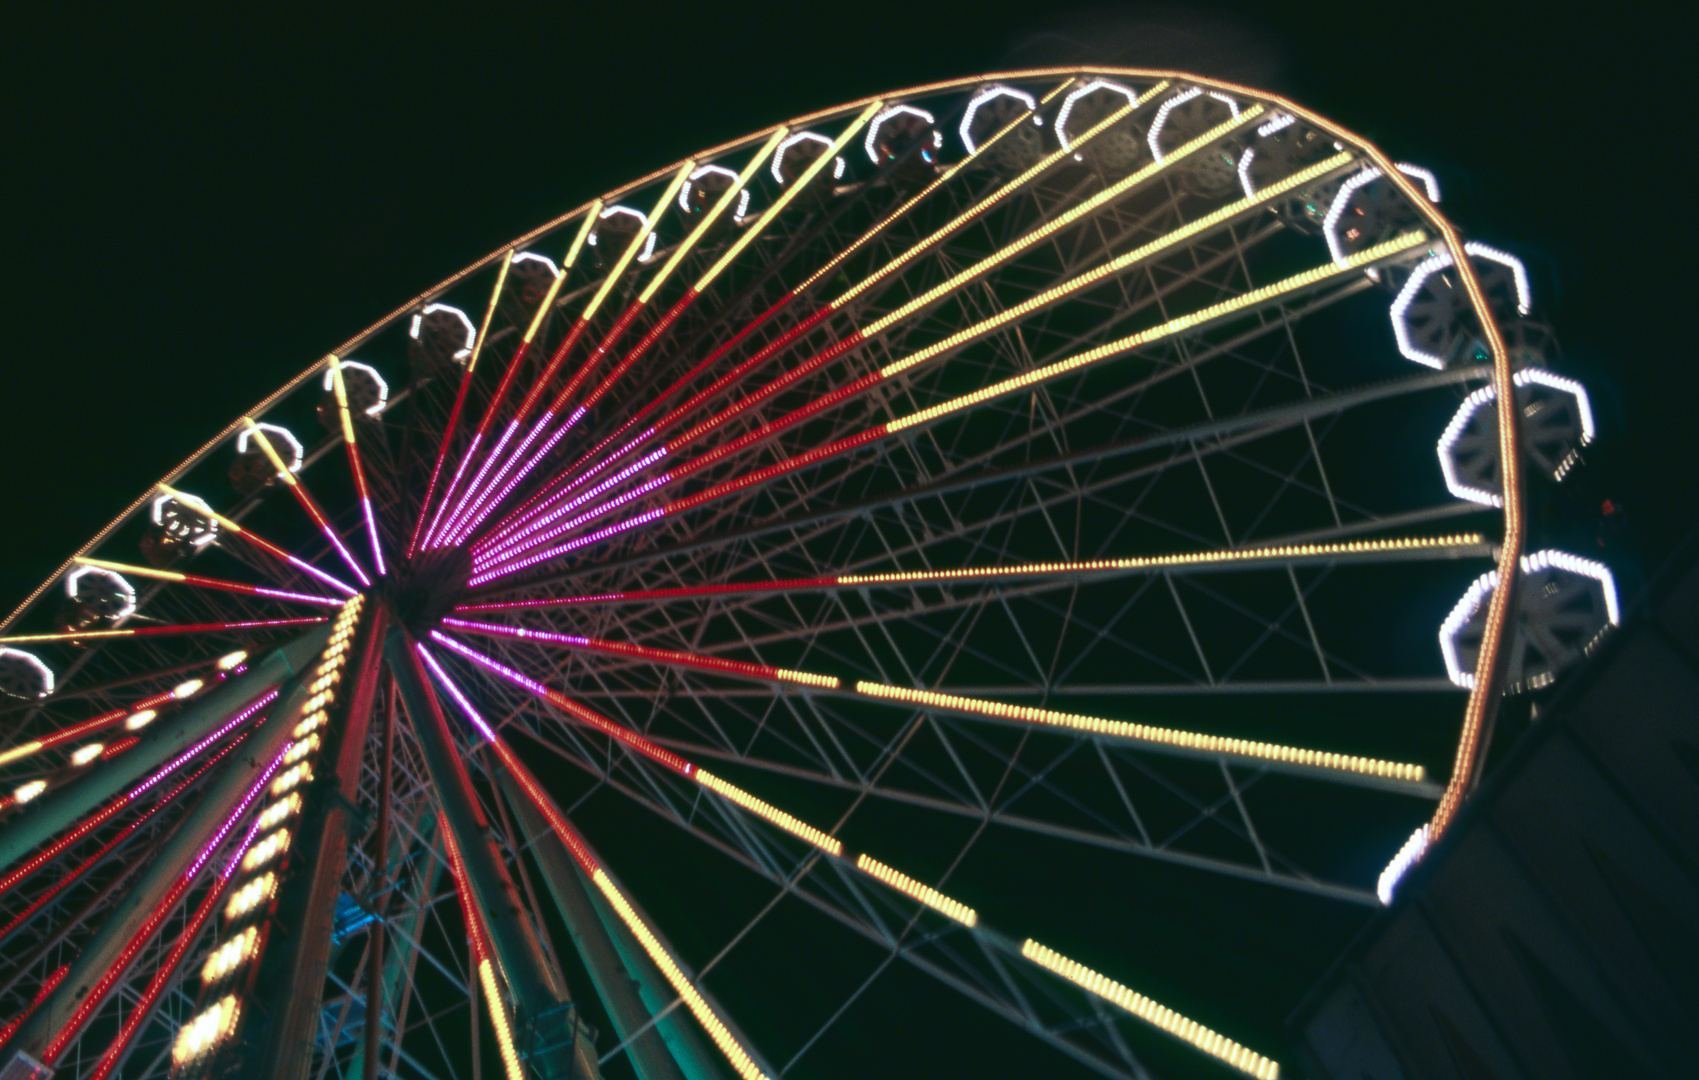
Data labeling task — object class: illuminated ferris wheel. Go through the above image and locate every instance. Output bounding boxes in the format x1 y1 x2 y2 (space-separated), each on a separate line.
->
0 69 1616 1080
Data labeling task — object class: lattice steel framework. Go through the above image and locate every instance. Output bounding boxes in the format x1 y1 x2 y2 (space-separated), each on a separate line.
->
0 68 1613 1080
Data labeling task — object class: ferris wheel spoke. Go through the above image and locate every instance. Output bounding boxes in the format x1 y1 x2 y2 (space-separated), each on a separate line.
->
0 616 327 647
409 250 512 559
466 654 1282 1078
458 532 1486 616
437 168 694 549
233 419 373 586
441 616 1427 795
468 229 1428 585
422 209 599 551
326 356 390 577
153 482 359 597
456 136 792 552
67 555 342 609
485 88 1209 553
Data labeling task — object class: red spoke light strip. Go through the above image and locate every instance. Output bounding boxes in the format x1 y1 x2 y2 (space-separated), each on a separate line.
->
1 685 195 769
326 356 387 576
439 165 696 548
432 634 1277 1075
440 618 838 689
154 483 357 597
423 207 601 549
468 230 1424 585
476 99 1264 571
0 617 328 646
0 687 276 842
431 670 774 1080
478 88 1153 555
38 737 291 1064
71 556 340 607
239 419 372 586
478 104 886 551
456 131 793 548
440 824 526 1080
409 250 513 558
0 964 67 1052
456 533 1489 612
0 727 262 943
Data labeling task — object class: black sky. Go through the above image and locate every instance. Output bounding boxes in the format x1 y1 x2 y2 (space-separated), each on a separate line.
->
2 1 1693 1074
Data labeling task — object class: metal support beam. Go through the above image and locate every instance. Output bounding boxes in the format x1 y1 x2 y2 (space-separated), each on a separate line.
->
9 648 313 1055
498 773 724 1080
387 626 598 1080
246 608 387 1080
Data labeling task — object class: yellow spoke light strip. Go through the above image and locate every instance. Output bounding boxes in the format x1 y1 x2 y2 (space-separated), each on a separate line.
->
442 820 527 1080
798 77 1083 295
1021 940 1279 1078
518 205 600 349
591 871 771 1080
854 856 977 926
466 250 514 375
885 230 1428 432
587 163 694 316
694 102 884 295
695 770 843 856
861 101 1264 338
854 682 1423 781
837 533 1485 587
879 148 1353 379
641 130 790 303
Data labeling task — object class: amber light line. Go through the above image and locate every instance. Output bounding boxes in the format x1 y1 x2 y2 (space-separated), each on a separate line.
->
327 356 387 575
855 681 1423 782
432 631 1267 1075
441 821 527 1080
1021 940 1279 1078
70 556 341 607
469 232 1427 584
239 418 372 586
409 249 512 558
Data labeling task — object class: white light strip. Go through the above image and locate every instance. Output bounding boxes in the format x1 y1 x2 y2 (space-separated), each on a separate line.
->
959 84 1039 154
1056 78 1139 152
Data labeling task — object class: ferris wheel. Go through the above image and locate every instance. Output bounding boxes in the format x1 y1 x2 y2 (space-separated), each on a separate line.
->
0 69 1616 1080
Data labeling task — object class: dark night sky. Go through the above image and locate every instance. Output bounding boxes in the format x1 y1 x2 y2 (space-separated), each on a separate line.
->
1 2 1693 1075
